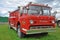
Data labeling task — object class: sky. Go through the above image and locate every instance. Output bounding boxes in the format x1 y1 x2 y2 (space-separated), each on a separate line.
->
0 0 60 17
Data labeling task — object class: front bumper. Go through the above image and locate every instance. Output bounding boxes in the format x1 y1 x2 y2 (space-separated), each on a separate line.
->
26 28 56 34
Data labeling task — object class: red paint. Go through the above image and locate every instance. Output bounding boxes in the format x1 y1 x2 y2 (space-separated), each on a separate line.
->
9 2 56 34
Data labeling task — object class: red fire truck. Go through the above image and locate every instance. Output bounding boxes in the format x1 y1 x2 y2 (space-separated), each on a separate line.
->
9 2 56 38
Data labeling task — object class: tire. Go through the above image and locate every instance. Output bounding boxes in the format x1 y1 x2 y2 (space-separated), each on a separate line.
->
57 21 60 27
17 25 25 38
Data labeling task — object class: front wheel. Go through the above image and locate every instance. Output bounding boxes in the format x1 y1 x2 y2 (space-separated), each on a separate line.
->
17 25 25 38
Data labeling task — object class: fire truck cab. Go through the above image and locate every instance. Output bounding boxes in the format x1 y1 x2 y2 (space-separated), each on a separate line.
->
9 2 56 38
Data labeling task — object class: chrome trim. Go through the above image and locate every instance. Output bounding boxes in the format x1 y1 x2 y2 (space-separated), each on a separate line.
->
26 28 56 34
30 26 52 29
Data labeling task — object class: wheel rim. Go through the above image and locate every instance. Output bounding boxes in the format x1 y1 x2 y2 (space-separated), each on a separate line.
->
17 25 21 37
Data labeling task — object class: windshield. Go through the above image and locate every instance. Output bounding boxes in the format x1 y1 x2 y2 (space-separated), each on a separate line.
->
28 6 42 15
42 7 51 15
28 6 51 15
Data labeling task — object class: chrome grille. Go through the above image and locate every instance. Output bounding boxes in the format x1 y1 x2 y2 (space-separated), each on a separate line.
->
30 26 52 29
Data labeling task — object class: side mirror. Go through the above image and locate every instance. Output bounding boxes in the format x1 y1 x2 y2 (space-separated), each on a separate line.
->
26 7 29 10
51 11 57 17
18 6 20 10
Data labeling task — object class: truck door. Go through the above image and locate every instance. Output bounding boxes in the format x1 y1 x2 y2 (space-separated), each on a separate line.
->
13 10 20 27
9 13 15 27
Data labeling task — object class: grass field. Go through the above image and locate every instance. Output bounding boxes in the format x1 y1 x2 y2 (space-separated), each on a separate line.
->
0 24 60 40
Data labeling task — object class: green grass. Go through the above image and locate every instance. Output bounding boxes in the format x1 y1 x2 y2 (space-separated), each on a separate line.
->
0 24 60 40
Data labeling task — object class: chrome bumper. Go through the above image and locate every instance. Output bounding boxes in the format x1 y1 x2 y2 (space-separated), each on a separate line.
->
26 28 56 34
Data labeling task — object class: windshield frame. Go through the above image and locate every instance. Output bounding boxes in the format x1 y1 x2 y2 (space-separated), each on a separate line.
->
22 5 51 16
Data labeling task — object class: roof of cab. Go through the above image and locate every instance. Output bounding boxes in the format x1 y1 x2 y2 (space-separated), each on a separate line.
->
24 2 51 8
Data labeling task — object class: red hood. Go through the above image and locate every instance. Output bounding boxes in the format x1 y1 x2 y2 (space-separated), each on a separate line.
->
20 14 55 28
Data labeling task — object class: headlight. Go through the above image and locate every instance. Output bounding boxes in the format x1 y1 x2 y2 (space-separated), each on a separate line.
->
30 20 34 24
52 21 55 23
